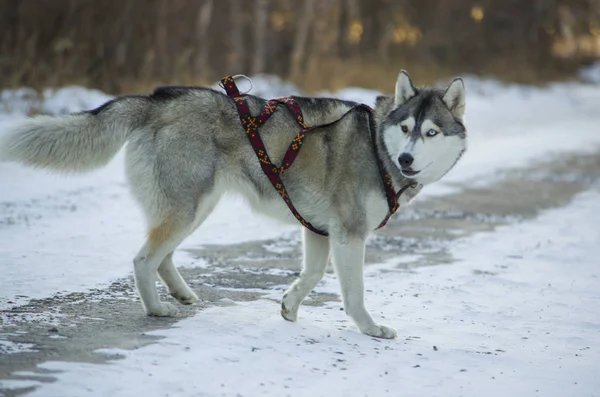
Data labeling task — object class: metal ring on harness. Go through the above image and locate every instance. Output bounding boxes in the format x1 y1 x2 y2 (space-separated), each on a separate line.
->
219 74 253 95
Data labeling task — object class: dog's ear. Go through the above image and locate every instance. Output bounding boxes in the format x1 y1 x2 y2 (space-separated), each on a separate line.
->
442 78 466 120
375 95 387 108
394 70 416 107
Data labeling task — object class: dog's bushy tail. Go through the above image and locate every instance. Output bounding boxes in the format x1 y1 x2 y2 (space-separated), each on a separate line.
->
0 96 147 173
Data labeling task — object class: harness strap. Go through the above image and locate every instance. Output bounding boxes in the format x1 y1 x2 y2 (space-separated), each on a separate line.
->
357 103 402 230
222 76 326 235
220 75 411 236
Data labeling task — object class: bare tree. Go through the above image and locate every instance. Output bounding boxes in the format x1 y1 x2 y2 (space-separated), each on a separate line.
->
304 0 336 88
155 1 169 77
116 1 134 69
290 0 315 82
193 0 214 80
228 0 245 72
377 0 403 63
0 0 594 91
251 0 269 75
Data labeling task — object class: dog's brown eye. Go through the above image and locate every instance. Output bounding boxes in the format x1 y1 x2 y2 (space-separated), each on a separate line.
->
401 125 409 133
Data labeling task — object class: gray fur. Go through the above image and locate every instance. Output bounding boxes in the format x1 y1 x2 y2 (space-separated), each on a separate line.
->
0 71 466 338
0 97 147 172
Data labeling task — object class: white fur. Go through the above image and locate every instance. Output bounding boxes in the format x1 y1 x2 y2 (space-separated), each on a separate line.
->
224 175 332 231
329 236 396 338
383 118 465 185
383 117 415 167
407 133 465 185
364 191 390 230
281 190 405 338
281 229 330 322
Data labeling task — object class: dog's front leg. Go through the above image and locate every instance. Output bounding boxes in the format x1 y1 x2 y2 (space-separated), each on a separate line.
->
281 228 330 322
330 237 397 339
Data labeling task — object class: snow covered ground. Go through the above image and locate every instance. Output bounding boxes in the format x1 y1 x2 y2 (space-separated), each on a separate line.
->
12 190 600 397
1 75 600 396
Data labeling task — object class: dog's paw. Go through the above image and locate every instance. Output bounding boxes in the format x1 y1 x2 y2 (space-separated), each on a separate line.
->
280 295 299 322
362 324 397 339
146 302 179 317
170 289 199 305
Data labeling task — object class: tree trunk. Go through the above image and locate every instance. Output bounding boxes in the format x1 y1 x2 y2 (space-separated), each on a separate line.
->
193 0 214 80
116 1 135 69
289 0 315 82
304 0 335 89
251 0 269 75
228 0 245 73
155 1 169 78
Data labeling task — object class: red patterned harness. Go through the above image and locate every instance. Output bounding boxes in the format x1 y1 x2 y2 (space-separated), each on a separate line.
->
221 75 411 236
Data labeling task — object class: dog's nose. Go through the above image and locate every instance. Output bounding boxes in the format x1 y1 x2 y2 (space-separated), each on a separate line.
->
398 153 414 168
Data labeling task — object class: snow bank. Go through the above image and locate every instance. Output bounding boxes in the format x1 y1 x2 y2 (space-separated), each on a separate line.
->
0 86 112 122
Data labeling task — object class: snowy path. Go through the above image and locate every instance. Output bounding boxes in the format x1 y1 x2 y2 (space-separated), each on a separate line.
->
1 79 600 396
2 181 599 397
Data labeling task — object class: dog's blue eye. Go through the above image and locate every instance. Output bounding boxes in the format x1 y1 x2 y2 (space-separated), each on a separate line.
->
426 129 438 137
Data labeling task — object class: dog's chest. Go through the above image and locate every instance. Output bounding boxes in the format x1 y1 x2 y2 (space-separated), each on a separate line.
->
364 191 391 231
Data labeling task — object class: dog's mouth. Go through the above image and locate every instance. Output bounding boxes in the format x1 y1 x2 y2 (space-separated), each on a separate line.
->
401 168 420 176
400 162 433 178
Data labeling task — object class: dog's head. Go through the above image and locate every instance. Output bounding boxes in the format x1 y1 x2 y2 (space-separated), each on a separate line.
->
376 70 467 185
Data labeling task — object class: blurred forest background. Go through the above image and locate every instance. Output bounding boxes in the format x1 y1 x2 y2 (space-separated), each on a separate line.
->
0 0 599 94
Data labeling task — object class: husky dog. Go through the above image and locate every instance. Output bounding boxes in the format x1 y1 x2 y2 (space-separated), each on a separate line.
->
0 70 466 338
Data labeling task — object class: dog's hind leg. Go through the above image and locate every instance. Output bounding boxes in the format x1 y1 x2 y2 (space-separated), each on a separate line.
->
157 196 219 305
281 229 329 322
157 253 198 305
133 215 193 317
